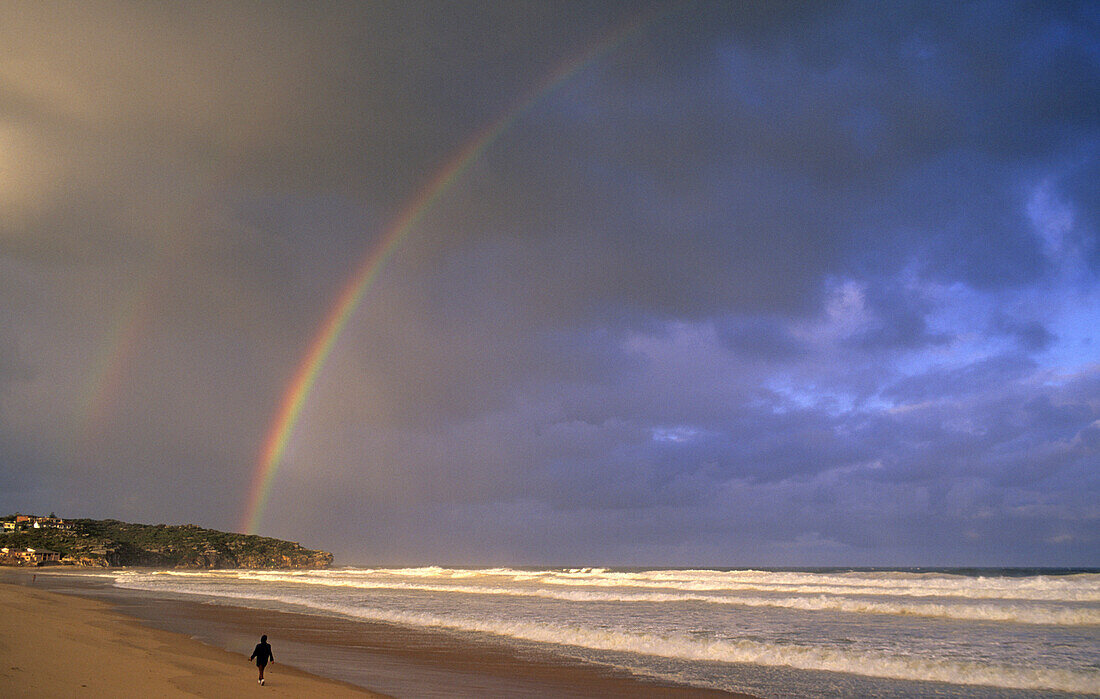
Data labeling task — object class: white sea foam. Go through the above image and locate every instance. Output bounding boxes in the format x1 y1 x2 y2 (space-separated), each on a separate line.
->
522 569 1100 602
276 566 1100 602
212 571 1100 626
109 573 1100 695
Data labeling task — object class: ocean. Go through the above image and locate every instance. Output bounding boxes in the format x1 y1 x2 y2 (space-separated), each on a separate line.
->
74 566 1100 697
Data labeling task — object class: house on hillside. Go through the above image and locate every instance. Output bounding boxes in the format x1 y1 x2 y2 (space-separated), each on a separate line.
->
0 547 25 565
26 548 60 564
9 514 72 530
0 547 61 565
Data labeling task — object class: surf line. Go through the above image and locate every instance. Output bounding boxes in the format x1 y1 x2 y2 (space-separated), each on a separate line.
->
241 10 664 534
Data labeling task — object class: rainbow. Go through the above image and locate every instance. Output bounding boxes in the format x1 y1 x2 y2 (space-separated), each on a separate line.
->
241 12 662 534
75 224 192 446
74 192 224 449
76 290 151 442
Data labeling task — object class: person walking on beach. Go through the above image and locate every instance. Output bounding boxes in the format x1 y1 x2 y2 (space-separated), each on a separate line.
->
250 634 274 685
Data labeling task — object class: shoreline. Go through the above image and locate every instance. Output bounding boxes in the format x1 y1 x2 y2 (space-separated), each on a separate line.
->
0 578 382 697
2 569 752 697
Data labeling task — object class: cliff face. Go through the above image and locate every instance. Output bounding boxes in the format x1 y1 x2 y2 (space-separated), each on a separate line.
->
0 518 333 569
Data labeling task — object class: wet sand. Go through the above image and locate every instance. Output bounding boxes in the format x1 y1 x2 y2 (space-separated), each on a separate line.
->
0 580 381 697
3 570 752 697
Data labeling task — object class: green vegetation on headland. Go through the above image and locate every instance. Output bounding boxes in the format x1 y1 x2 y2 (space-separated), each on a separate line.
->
0 514 333 569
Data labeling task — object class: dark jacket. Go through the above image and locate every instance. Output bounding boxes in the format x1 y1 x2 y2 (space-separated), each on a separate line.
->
251 642 274 665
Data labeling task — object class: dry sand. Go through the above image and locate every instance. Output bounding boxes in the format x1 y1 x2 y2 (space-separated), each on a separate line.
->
0 581 385 698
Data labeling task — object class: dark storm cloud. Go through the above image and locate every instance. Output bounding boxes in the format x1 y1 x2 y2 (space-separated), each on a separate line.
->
394 0 1099 330
1058 153 1100 271
715 317 805 360
1 1 1098 565
846 282 953 351
993 314 1056 352
0 2 637 259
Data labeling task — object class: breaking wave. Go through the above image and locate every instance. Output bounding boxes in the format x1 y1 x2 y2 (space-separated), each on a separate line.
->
379 566 1100 601
207 571 1100 626
108 573 1100 695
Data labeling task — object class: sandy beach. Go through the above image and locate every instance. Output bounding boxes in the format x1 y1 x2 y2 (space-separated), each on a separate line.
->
1 572 750 697
5 566 1095 697
0 580 383 698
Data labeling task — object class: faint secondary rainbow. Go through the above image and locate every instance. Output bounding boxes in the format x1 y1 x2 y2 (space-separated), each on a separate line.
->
74 222 192 446
76 289 152 442
74 193 219 449
241 11 663 534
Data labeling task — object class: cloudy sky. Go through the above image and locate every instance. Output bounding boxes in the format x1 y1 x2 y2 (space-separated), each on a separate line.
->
2 1 1098 566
